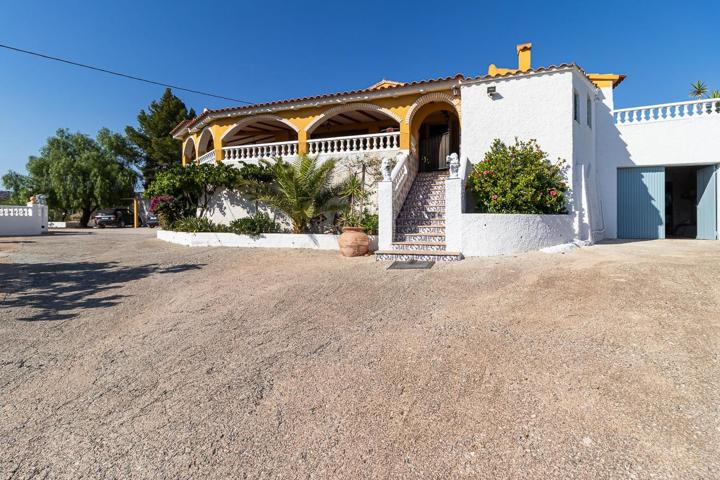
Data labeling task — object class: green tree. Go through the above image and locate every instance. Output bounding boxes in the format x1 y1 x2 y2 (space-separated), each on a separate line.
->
126 88 195 188
467 138 568 214
689 80 708 99
257 155 341 233
11 129 138 226
1 170 33 204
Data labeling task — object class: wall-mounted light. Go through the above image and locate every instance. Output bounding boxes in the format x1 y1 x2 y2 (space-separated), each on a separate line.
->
487 86 498 98
452 85 460 97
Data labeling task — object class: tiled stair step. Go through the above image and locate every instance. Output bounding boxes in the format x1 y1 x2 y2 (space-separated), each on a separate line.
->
410 183 445 189
406 192 445 199
394 233 445 242
405 194 445 201
395 225 445 234
375 250 463 262
395 218 445 226
398 212 445 220
391 241 447 252
402 203 445 211
409 180 446 186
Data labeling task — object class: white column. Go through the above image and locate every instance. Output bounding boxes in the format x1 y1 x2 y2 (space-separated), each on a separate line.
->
378 180 393 250
445 153 462 253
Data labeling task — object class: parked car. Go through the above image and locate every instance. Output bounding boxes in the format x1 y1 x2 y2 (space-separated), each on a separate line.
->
145 213 159 228
93 208 133 228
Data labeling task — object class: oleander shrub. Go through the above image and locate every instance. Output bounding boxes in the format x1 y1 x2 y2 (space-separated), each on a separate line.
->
467 139 568 214
229 212 279 235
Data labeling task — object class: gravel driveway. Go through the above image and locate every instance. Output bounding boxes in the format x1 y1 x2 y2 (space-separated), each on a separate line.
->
1 229 719 479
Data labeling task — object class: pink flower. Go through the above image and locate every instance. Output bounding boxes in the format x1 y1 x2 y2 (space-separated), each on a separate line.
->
491 194 498 201
483 170 490 175
549 190 557 197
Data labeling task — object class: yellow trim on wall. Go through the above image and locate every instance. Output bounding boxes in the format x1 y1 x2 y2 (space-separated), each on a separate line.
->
587 73 625 89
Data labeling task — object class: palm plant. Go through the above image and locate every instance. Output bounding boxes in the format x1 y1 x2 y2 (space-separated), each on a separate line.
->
258 155 340 233
689 80 708 99
711 90 720 113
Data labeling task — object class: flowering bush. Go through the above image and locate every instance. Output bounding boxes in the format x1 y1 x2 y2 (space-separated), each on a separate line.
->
149 194 186 228
467 139 568 214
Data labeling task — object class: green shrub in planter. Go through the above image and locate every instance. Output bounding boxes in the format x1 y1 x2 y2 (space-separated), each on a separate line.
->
467 139 568 214
229 213 279 235
172 217 229 233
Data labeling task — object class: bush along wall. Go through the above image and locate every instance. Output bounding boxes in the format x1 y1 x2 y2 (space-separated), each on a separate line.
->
467 139 568 214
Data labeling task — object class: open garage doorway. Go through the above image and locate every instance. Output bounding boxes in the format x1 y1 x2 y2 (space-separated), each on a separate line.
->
665 165 717 239
617 165 717 240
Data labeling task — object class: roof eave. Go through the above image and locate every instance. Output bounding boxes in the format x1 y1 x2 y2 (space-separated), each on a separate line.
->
185 76 464 134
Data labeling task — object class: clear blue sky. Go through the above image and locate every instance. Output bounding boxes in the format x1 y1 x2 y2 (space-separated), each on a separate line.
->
1 0 718 183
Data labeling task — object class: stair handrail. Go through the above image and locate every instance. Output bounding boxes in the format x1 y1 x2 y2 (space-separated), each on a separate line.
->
390 152 417 219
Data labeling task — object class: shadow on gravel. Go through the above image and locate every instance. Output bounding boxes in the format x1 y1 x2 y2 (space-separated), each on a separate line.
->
0 261 203 321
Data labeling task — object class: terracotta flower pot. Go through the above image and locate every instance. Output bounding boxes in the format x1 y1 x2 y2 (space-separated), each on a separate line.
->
338 227 370 257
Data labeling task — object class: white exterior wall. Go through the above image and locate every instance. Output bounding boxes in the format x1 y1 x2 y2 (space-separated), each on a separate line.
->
454 68 595 254
596 102 720 238
206 153 389 228
461 214 575 256
460 71 575 168
0 205 48 236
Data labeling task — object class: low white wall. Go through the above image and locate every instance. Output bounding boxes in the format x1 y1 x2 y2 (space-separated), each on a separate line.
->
0 205 48 236
460 213 575 256
157 230 378 251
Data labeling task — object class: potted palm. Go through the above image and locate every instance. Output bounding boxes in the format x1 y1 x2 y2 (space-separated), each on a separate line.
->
337 159 376 257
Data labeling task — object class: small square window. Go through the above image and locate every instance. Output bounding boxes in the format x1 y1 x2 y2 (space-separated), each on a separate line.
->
573 91 579 122
586 96 592 127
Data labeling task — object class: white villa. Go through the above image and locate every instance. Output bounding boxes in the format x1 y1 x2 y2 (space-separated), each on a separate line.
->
170 43 720 261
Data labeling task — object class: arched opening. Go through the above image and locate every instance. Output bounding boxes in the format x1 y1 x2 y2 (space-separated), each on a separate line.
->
182 138 196 165
306 104 401 154
222 118 298 147
411 103 460 172
308 105 400 139
197 129 215 157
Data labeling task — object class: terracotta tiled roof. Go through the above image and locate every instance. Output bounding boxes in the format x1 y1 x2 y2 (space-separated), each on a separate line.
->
169 118 191 136
177 74 464 133
173 65 624 136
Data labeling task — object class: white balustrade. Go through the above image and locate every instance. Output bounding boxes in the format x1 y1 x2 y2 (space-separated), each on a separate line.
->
390 152 418 219
223 141 298 161
0 206 33 217
614 98 720 125
307 132 400 155
197 150 216 164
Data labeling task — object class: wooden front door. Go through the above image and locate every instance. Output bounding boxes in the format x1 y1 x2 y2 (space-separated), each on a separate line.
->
420 124 451 172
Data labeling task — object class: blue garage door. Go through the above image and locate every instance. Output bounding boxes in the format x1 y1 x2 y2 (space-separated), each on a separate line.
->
697 165 718 240
617 167 665 239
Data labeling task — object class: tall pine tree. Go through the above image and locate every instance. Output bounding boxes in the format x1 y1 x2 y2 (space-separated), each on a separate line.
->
126 88 195 188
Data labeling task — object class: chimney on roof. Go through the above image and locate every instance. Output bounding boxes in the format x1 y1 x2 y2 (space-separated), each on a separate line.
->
516 43 532 71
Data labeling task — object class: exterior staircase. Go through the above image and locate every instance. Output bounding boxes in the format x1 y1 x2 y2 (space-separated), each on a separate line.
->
375 171 463 262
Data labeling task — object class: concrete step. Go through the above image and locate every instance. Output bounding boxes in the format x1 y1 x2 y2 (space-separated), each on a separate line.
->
375 249 463 262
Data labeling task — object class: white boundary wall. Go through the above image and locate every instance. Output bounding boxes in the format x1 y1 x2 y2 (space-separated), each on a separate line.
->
0 205 48 236
157 230 378 251
460 213 575 256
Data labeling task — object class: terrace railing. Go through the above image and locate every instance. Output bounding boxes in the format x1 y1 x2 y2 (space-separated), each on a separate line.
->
614 98 720 125
197 151 216 164
223 141 298 161
307 132 400 155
